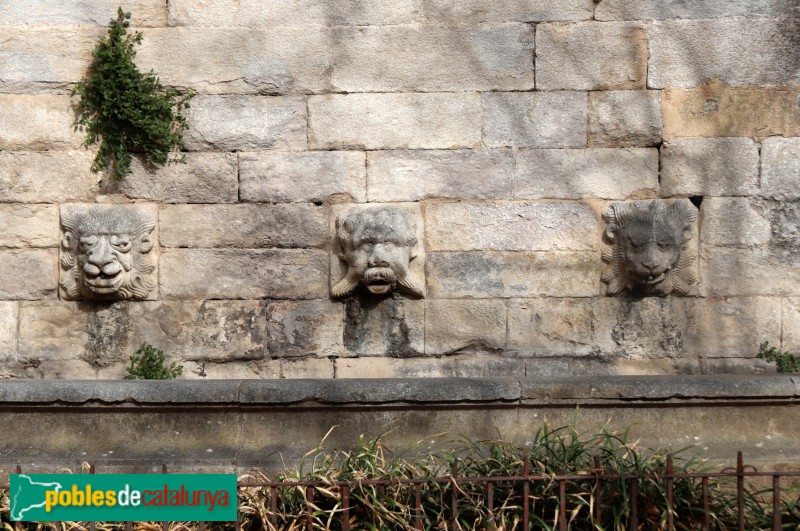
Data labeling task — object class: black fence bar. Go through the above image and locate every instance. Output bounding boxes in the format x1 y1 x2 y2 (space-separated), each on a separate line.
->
702 476 710 531
451 459 458 530
773 474 781 531
341 483 350 531
628 477 638 531
414 482 422 530
522 455 530 530
666 453 674 531
737 451 745 531
558 479 567 531
593 455 602 527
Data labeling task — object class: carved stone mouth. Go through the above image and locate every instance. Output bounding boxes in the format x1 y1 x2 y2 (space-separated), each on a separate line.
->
364 267 396 294
639 272 666 285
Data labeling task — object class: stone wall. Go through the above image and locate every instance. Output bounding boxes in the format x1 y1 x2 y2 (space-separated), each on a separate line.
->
0 0 799 379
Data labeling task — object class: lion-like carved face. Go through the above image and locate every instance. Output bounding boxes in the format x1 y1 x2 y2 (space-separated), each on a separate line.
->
60 205 157 301
602 200 697 296
332 207 424 299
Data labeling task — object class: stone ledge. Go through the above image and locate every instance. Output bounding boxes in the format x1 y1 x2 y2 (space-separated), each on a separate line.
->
0 375 795 406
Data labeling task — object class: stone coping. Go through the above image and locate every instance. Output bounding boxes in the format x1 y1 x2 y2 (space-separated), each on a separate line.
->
0 375 796 406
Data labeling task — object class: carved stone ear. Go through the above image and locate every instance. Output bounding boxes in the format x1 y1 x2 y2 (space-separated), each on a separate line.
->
604 224 618 243
61 232 74 250
681 223 693 243
138 233 154 253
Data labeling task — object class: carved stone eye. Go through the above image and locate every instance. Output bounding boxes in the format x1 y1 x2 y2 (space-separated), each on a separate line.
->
113 240 132 252
79 236 98 252
360 243 373 252
658 241 672 250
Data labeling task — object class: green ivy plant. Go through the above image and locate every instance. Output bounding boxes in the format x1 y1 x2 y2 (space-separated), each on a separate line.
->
757 341 800 373
124 342 183 380
73 8 194 181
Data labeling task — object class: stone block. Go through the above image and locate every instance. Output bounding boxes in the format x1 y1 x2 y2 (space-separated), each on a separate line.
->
335 355 526 378
104 153 238 204
593 297 686 358
762 137 800 199
161 249 328 299
427 251 600 298
308 93 481 150
0 95 83 150
589 91 662 147
700 358 777 375
425 202 597 252
18 301 87 362
0 152 100 203
330 25 534 92
483 92 587 148
239 151 366 203
514 148 658 199
661 138 759 196
240 0 415 26
0 0 166 25
168 0 239 26
31 360 99 379
342 295 425 357
266 300 345 357
508 299 594 356
185 96 306 151
700 247 800 297
160 204 326 248
784 298 800 352
137 28 330 94
536 22 647 90
682 298 781 358
700 198 772 247
662 82 800 141
0 27 101 92
281 358 335 379
425 299 507 354
418 0 591 22
0 205 58 248
0 302 18 362
367 150 513 202
596 0 793 20
0 250 57 300
648 17 800 88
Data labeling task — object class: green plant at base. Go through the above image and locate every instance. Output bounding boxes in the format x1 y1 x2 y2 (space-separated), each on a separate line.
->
757 341 800 373
73 8 194 181
124 342 183 380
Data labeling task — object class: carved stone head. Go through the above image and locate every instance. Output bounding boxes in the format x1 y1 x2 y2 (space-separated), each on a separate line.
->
332 206 424 299
60 205 157 301
601 199 697 296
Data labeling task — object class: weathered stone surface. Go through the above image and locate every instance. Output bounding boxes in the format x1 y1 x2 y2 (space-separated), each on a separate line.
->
138 28 330 94
662 82 800 141
784 298 800 352
0 27 101 92
330 25 534 92
596 0 794 20
701 248 800 297
266 300 345 357
32 360 99 379
425 299 506 354
426 202 597 251
700 198 772 247
762 137 800 199
0 0 166 25
161 249 328 299
309 93 481 150
0 95 83 150
367 150 513 202
0 205 58 248
682 298 782 358
240 0 415 26
0 302 18 362
483 92 587 148
0 152 100 203
536 22 647 90
508 299 594 356
281 358 335 379
661 138 759 196
240 151 366 203
185 96 306 151
168 0 239 26
593 297 686 358
59 204 159 302
427 251 600 298
335 355 526 378
160 205 326 248
342 295 425 357
700 358 778 375
0 250 57 300
514 148 658 199
104 153 237 204
649 17 800 89
418 0 591 22
18 301 87 361
589 91 662 147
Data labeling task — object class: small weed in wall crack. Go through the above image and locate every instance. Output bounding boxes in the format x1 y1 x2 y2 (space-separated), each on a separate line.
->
757 341 800 373
125 342 183 379
72 8 194 180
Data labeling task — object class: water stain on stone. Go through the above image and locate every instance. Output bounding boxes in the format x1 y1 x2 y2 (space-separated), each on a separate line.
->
82 302 131 367
344 292 415 357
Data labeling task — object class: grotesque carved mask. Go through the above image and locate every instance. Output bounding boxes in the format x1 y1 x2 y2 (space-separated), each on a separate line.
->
60 205 157 301
332 206 424 299
601 199 697 296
